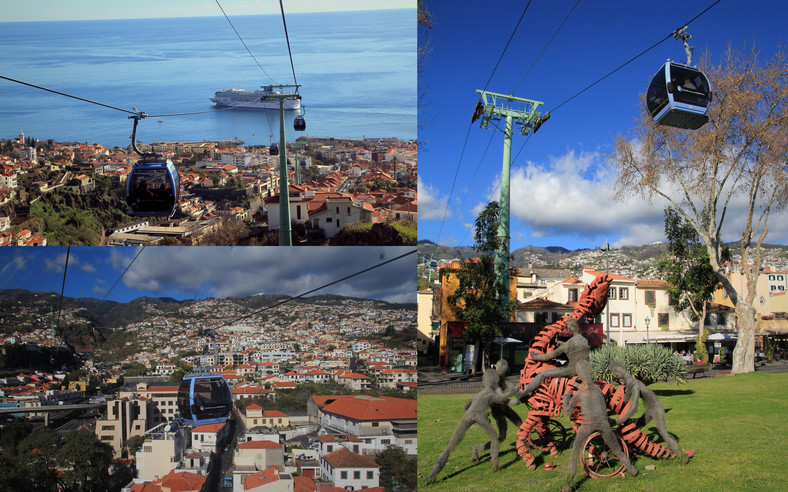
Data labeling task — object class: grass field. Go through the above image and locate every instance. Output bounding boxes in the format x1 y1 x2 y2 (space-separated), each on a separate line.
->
418 372 788 491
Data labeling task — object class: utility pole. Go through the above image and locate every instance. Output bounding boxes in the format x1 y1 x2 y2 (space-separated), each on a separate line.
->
472 90 548 304
262 85 302 246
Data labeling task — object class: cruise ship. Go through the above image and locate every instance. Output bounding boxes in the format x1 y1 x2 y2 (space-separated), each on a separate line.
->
210 86 301 110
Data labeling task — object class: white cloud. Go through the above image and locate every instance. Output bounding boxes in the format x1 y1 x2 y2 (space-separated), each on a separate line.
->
500 148 788 248
417 176 450 221
120 247 416 303
505 150 670 245
44 251 98 275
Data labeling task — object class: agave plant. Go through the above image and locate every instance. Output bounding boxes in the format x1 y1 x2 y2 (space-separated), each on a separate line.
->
590 344 687 385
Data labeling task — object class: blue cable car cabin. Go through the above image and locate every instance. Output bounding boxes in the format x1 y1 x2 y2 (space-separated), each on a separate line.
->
177 375 232 426
126 160 180 217
646 62 712 130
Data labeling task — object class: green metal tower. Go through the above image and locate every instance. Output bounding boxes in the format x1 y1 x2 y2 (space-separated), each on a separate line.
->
263 84 302 246
472 89 548 302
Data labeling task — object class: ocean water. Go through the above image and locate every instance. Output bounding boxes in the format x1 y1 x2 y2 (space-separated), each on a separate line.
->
0 9 416 148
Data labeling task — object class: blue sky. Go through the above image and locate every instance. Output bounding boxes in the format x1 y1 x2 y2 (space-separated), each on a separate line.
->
418 0 788 251
0 247 416 304
3 0 414 22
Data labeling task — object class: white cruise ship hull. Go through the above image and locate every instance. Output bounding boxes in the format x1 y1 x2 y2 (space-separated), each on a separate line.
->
210 88 301 110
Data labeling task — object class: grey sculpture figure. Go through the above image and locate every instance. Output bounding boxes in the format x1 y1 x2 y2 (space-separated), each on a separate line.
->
562 360 638 491
472 359 523 461
609 361 689 458
513 318 590 404
425 368 512 485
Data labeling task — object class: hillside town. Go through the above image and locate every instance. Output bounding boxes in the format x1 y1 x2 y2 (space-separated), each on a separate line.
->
0 293 417 490
418 244 788 370
0 132 417 246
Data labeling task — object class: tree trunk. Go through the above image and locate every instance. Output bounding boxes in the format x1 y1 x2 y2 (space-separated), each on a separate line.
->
731 302 756 374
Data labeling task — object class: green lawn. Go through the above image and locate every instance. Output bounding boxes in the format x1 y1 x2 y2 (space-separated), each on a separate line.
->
418 373 788 491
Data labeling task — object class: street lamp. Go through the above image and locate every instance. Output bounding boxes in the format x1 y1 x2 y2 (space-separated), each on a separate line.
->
601 238 610 345
645 315 651 345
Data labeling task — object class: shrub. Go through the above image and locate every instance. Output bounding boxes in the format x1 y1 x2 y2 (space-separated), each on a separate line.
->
590 343 687 385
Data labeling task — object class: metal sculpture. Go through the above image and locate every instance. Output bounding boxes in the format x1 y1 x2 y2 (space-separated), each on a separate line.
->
513 274 613 468
610 361 691 459
472 359 523 462
561 360 638 491
425 368 512 485
513 274 682 473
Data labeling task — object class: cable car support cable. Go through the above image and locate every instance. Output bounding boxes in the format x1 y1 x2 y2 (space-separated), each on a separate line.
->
214 0 277 83
458 0 723 247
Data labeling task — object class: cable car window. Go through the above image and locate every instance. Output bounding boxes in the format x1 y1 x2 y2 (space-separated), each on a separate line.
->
647 67 669 117
126 161 180 216
669 64 710 106
177 382 192 419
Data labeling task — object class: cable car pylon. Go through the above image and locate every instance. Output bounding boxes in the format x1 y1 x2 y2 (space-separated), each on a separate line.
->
472 90 548 303
261 84 302 246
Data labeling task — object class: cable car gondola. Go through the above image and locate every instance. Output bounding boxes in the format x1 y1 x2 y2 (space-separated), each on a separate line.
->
177 374 232 426
126 160 180 216
646 61 711 130
294 115 306 132
125 114 181 217
646 27 712 130
270 143 280 156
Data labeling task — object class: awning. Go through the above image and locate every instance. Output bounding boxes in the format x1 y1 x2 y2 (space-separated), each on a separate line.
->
625 333 697 344
708 332 738 341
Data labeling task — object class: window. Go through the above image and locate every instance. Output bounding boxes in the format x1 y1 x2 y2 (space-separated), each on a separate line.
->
610 314 620 327
341 471 347 479
645 290 656 306
568 288 578 302
619 287 629 300
622 314 632 327
716 313 726 325
608 287 617 300
658 313 669 328
367 471 374 479
371 422 379 427
354 471 360 479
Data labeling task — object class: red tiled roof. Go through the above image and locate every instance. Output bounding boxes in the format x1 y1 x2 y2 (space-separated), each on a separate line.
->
322 447 379 469
293 476 317 492
315 395 416 421
191 422 226 433
238 440 281 450
132 470 206 492
636 279 669 288
244 467 280 490
317 433 362 443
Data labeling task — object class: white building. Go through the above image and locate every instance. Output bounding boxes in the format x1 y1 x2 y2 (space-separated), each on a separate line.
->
320 447 379 490
135 422 189 481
